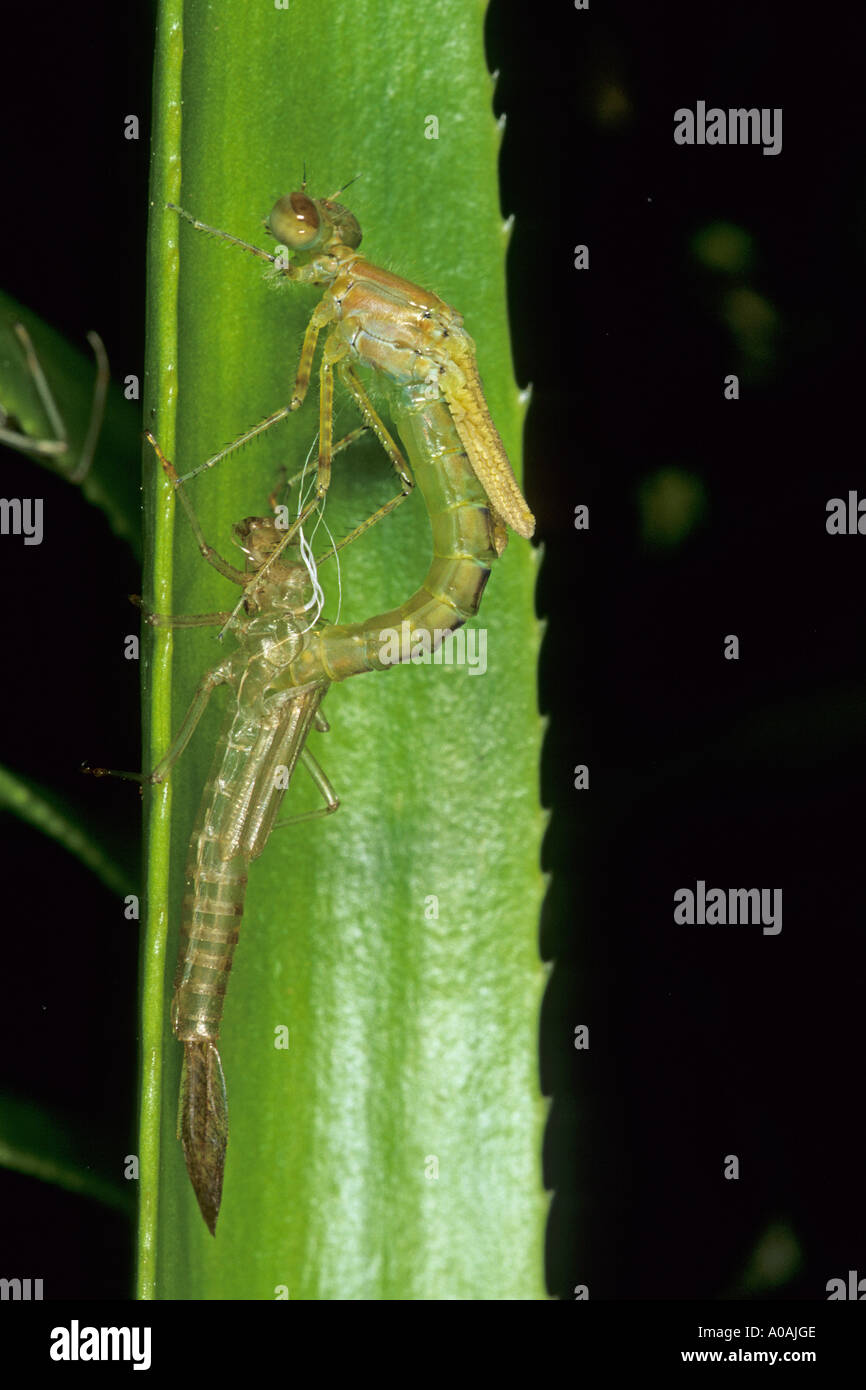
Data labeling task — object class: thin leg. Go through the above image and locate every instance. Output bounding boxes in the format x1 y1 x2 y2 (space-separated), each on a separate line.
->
269 409 412 571
274 334 415 567
268 464 288 513
170 406 295 487
332 425 371 459
169 204 277 266
276 425 369 509
238 369 358 565
290 299 336 412
84 661 232 784
267 438 366 513
150 661 232 783
169 202 321 285
145 431 248 585
130 595 233 629
310 358 415 562
316 342 337 483
271 747 339 830
339 359 411 485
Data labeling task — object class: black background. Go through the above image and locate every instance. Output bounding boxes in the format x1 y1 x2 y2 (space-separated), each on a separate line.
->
0 0 864 1306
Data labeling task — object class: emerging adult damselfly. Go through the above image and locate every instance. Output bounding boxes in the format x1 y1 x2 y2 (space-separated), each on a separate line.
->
166 186 535 559
89 187 535 1234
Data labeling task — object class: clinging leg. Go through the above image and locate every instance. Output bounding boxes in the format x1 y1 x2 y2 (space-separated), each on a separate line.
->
271 747 340 830
84 659 233 785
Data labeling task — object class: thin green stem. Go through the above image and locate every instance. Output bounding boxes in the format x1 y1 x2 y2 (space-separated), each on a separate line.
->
136 0 184 1301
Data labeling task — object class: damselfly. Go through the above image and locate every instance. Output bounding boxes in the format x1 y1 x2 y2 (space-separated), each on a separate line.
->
166 187 535 557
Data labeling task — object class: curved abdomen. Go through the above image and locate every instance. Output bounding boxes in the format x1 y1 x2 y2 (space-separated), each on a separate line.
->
288 389 500 685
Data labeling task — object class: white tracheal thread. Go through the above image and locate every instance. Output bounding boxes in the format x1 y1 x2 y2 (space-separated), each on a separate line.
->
217 434 342 640
292 433 344 633
293 436 326 633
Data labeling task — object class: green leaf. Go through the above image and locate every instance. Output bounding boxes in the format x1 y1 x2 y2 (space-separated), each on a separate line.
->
0 292 141 555
0 1090 132 1215
0 764 135 899
142 0 545 1299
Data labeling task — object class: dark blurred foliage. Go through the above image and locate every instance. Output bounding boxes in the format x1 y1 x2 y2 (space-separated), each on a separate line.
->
0 0 863 1304
489 0 866 1298
0 2 150 1298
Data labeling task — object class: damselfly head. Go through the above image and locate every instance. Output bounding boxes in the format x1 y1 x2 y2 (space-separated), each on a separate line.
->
233 515 295 566
266 191 362 254
233 517 312 607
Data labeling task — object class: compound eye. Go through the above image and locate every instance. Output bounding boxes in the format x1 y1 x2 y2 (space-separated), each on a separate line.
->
267 191 321 248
